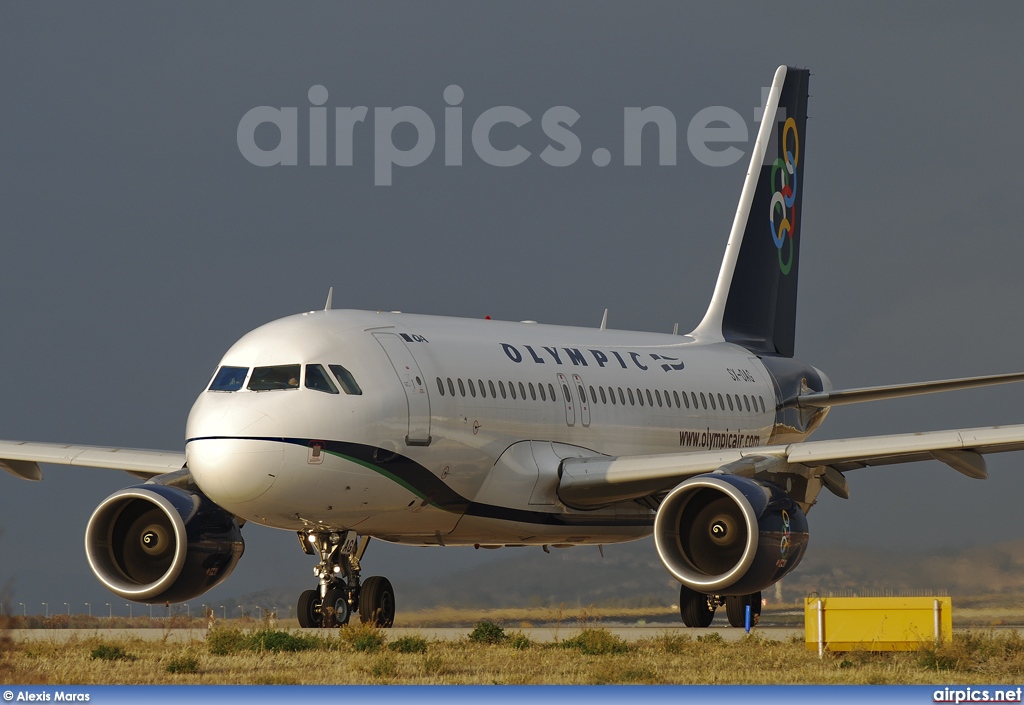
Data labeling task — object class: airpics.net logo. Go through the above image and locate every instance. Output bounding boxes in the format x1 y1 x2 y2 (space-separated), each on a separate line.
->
236 85 783 186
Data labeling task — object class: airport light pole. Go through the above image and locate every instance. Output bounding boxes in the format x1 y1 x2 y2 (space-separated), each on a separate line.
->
185 604 190 619
220 605 225 620
42 602 48 618
126 603 132 619
106 603 111 619
64 602 70 616
19 603 25 616
85 603 91 618
149 604 153 619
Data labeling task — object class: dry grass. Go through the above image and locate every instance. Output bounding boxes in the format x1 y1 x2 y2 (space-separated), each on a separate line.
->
397 604 678 628
4 597 1018 634
4 625 1024 685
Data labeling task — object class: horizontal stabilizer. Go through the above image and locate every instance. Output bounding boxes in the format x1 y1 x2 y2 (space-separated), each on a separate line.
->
791 371 1024 408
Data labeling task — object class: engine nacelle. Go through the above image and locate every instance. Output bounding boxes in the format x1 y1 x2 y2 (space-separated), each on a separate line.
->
653 474 808 595
84 484 244 603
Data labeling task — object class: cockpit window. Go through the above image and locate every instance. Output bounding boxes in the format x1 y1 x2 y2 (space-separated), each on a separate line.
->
329 364 363 395
247 364 301 391
209 366 248 392
305 364 339 394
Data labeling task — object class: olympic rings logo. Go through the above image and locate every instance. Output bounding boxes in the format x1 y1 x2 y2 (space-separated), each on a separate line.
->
780 509 792 559
769 117 799 275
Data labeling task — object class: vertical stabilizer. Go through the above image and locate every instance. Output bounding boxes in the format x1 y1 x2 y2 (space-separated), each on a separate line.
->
691 66 810 358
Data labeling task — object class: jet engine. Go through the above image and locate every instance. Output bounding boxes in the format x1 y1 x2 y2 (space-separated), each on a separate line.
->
84 484 244 603
653 474 808 595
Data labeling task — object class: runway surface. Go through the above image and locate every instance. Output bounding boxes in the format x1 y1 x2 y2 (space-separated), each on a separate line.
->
5 626 803 643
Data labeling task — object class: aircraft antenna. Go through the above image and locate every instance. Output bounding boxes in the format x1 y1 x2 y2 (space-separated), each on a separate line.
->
324 287 333 311
599 308 608 331
673 323 679 335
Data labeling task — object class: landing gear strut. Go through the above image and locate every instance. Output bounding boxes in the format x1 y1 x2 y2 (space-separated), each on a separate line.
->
678 585 762 629
295 530 396 628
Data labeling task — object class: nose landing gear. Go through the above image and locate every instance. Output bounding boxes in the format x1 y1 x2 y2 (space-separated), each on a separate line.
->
295 530 396 628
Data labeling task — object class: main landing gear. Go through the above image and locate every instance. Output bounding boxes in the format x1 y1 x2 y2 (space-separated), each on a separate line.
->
679 585 762 628
295 530 396 629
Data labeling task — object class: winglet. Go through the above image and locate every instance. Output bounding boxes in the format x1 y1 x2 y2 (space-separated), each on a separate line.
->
324 287 333 311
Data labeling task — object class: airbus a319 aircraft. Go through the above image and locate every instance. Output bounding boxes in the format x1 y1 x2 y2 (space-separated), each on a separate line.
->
5 66 1024 629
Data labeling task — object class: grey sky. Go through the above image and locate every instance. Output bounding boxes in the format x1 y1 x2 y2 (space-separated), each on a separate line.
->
3 2 1023 615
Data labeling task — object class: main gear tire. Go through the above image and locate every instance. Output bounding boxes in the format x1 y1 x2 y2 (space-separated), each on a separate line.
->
679 584 715 628
725 592 762 628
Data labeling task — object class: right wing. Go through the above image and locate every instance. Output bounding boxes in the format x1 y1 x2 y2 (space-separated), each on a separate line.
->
0 440 186 481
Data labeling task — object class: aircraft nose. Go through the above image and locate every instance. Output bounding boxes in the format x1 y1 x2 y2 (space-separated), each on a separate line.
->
187 437 282 505
185 394 281 507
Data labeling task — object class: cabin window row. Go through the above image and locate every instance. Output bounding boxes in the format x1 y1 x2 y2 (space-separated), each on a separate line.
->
434 376 767 415
436 376 559 403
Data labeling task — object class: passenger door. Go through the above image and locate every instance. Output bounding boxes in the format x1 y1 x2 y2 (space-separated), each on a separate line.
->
373 333 431 446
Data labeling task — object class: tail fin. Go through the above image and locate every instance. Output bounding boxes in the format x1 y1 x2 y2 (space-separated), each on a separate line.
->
692 66 810 358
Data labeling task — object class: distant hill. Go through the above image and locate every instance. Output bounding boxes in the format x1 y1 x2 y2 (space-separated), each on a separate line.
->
785 540 1024 597
219 540 1024 616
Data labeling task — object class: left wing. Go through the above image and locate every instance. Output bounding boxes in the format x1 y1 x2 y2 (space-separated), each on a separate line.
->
0 440 186 481
557 424 1024 509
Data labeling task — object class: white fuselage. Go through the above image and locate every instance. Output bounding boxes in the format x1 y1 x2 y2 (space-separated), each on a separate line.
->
185 309 802 547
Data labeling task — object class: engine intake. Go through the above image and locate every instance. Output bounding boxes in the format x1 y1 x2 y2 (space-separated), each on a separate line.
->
653 474 807 595
84 484 244 603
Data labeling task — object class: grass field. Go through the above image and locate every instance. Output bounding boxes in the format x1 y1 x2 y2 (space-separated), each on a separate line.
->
3 613 1023 685
7 595 1023 632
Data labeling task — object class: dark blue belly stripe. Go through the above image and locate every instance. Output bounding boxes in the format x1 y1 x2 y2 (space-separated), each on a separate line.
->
186 435 653 528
